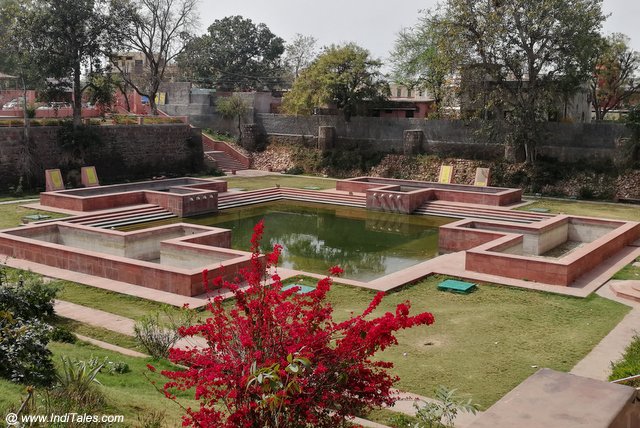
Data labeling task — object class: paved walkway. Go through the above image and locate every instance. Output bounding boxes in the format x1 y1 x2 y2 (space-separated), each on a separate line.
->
74 334 148 358
54 300 208 349
570 283 640 381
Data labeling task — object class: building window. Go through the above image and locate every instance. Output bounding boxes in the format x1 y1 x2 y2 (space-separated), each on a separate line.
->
407 89 412 98
396 88 402 98
418 90 423 97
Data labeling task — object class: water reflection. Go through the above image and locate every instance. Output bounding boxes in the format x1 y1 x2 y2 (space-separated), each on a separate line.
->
188 202 449 281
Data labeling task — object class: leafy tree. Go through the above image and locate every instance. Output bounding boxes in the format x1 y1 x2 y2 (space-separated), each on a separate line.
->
215 95 249 138
20 0 122 127
418 0 606 162
282 43 388 121
285 33 318 81
0 0 42 186
390 12 462 117
112 0 199 115
155 221 435 427
177 15 285 91
590 33 640 121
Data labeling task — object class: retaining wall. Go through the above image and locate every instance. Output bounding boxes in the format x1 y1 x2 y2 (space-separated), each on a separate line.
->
254 114 630 162
0 124 203 190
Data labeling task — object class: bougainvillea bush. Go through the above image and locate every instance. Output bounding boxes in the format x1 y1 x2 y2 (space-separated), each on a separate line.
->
157 221 435 427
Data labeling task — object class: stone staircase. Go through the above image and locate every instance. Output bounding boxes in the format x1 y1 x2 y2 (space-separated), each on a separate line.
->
36 205 176 229
218 188 366 210
204 150 248 172
414 200 553 224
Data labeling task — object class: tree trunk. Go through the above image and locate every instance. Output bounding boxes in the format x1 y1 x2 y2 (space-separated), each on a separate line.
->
73 65 83 128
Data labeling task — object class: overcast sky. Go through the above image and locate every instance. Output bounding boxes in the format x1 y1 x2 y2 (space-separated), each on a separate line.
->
198 0 640 65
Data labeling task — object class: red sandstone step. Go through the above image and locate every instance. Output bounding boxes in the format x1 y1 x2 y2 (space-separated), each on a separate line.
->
609 280 640 303
205 151 248 171
419 200 551 220
67 207 168 225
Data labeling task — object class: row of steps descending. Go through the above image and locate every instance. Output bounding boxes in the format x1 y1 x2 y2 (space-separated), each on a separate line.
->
218 188 366 210
414 200 553 224
34 205 177 229
204 151 248 172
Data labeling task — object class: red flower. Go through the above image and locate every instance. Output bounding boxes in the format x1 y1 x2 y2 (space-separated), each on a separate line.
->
146 364 156 372
329 265 344 277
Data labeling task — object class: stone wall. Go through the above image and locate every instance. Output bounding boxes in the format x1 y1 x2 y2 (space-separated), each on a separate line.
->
255 114 631 162
0 124 202 190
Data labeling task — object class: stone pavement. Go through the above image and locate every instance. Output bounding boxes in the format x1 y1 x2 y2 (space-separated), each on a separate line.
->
54 300 208 349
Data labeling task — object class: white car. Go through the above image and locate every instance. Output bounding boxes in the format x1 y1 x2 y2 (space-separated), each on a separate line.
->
2 97 25 110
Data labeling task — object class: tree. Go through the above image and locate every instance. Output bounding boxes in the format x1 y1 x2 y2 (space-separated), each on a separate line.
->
390 13 462 117
419 0 606 162
155 221 435 427
215 94 248 138
285 33 318 81
590 33 640 121
0 0 42 186
22 0 121 127
282 43 388 121
112 0 199 115
177 15 285 91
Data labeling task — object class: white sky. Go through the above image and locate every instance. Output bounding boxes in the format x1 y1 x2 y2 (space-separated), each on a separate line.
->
198 0 640 65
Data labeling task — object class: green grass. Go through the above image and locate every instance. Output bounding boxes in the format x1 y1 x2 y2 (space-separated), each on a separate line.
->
324 276 629 408
54 280 185 322
0 341 199 426
0 193 39 202
364 407 418 427
222 175 337 191
612 258 640 280
609 334 640 387
0 203 66 229
521 198 640 221
52 316 143 352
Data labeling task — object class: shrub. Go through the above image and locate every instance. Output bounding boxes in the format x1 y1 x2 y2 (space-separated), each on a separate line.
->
157 221 436 427
0 267 58 320
0 268 57 386
134 309 193 359
50 325 77 343
0 311 55 386
284 165 305 175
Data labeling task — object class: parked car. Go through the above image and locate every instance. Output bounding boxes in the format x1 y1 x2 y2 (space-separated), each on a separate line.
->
36 102 72 110
2 97 25 110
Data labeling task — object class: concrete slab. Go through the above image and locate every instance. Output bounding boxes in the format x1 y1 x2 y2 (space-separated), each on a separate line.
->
467 368 637 428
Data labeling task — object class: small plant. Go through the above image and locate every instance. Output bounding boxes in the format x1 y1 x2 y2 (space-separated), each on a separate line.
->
106 360 130 374
134 309 194 359
136 410 166 428
410 386 479 428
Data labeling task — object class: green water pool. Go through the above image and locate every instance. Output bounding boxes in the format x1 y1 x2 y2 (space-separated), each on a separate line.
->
184 201 451 282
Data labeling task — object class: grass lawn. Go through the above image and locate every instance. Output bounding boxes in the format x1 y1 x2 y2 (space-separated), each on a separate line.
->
0 341 198 426
609 334 640 387
324 276 629 408
612 258 640 280
222 174 336 191
53 316 143 352
521 198 640 221
54 280 187 322
0 203 66 229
